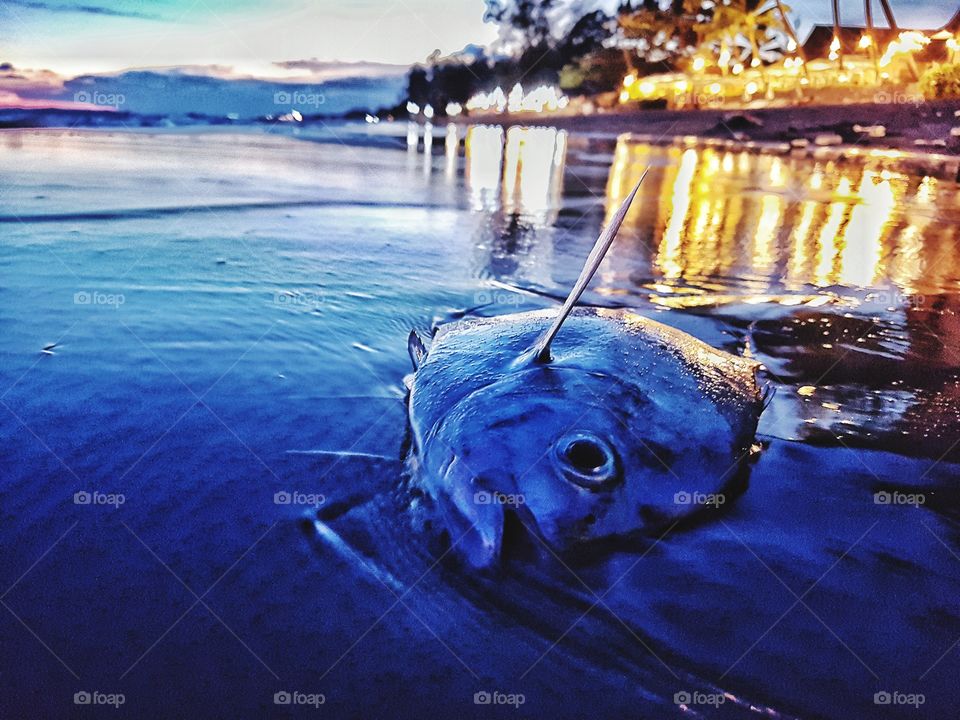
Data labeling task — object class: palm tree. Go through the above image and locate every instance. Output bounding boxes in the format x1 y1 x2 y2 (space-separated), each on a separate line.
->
696 0 790 90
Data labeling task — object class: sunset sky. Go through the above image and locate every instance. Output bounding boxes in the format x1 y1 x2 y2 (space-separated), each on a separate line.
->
1 0 955 78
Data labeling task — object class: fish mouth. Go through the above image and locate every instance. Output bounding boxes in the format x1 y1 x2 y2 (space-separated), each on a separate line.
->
551 431 621 490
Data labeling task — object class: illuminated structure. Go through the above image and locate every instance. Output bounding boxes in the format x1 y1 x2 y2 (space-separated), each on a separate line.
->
618 3 960 108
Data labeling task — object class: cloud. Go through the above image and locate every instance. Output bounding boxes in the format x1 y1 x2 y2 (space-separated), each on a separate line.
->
272 58 409 81
3 0 162 20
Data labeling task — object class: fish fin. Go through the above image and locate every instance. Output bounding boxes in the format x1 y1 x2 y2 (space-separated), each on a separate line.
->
407 330 428 369
761 383 777 411
527 168 649 363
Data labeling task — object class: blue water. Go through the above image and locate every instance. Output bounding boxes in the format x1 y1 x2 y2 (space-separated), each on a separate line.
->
1 127 959 718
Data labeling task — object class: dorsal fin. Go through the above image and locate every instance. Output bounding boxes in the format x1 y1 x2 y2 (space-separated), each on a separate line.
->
527 168 648 363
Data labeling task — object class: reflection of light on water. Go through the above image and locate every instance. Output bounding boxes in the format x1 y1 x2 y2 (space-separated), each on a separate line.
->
422 123 433 174
656 149 697 280
465 125 504 211
814 177 851 286
839 171 896 287
753 194 783 272
501 126 566 224
787 200 818 286
602 136 954 301
445 124 458 179
768 157 785 188
464 124 566 223
915 176 936 205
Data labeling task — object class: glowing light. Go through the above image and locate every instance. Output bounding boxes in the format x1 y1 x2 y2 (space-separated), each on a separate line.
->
947 37 960 52
466 84 566 114
732 63 744 75
787 39 798 52
709 82 722 94
692 57 705 72
745 81 759 95
840 171 895 287
751 57 761 68
639 81 656 97
619 90 630 103
829 36 840 61
501 126 566 224
657 149 698 280
879 31 930 68
445 102 462 116
623 73 637 87
674 79 689 92
464 125 504 211
423 104 434 119
718 48 731 68
406 101 419 115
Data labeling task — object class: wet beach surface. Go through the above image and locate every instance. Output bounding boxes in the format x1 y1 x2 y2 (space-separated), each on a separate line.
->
1 127 959 718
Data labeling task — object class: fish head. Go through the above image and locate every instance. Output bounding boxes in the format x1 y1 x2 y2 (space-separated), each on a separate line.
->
407 308 763 567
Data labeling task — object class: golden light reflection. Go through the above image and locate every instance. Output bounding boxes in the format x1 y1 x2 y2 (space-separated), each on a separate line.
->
657 149 698 279
839 171 897 287
602 137 950 302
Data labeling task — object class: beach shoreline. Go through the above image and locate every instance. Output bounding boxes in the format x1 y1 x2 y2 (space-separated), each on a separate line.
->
459 99 960 180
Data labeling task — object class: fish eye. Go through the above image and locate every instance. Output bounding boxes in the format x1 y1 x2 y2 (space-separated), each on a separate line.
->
553 431 620 490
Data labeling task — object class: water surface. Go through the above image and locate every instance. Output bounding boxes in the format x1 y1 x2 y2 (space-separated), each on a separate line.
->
1 127 958 718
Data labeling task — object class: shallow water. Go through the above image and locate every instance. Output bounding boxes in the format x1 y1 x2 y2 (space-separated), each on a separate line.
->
0 127 958 718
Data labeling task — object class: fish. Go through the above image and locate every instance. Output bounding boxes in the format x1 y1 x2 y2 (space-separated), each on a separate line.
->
404 172 765 567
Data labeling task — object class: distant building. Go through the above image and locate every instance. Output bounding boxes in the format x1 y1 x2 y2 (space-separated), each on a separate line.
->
802 8 960 62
